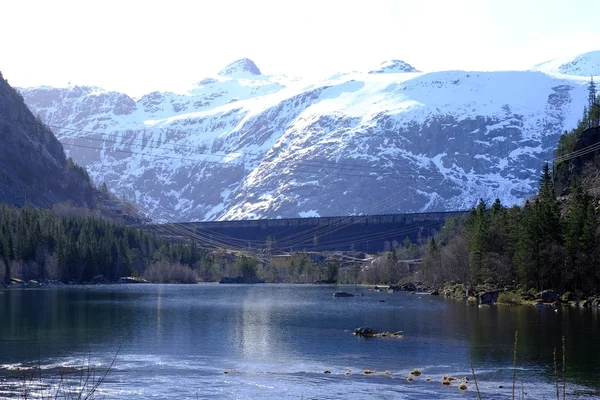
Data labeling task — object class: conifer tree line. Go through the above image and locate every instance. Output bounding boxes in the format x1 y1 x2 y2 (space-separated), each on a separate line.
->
0 204 216 283
421 98 600 295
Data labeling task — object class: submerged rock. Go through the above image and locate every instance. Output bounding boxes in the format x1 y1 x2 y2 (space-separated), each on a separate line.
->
373 331 404 338
333 291 354 298
363 369 376 375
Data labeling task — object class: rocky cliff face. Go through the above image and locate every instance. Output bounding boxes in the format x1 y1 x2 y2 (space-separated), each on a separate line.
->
0 73 96 208
17 54 598 221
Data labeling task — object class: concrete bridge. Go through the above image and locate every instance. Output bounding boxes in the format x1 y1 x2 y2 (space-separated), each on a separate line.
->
156 211 468 253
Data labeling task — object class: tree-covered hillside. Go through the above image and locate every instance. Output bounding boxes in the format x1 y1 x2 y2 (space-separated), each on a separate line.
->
0 204 216 283
420 84 600 296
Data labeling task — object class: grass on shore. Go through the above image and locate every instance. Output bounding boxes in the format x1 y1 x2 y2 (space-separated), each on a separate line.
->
498 291 523 305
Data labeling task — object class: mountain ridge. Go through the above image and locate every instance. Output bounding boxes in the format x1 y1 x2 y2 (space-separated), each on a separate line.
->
16 53 599 221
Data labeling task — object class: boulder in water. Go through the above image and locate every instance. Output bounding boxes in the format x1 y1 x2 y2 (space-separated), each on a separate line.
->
333 291 354 298
538 290 559 303
354 326 377 336
117 276 149 284
479 290 502 304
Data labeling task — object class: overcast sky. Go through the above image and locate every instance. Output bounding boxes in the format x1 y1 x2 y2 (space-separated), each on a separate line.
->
2 0 599 96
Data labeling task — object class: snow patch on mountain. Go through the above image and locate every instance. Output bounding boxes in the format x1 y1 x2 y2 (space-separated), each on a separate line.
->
369 60 420 74
533 50 600 77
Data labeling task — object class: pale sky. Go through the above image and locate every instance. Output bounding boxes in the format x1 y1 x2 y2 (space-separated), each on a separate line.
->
2 0 599 96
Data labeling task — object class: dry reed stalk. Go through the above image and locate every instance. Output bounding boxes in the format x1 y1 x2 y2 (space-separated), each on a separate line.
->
512 330 518 400
562 336 566 400
469 358 482 400
554 347 559 399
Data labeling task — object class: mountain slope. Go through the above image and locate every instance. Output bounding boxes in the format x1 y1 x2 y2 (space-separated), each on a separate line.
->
533 50 600 76
18 55 598 221
0 72 96 208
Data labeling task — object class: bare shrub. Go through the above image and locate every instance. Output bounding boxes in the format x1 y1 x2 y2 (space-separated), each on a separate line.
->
10 260 43 281
361 256 386 284
421 235 470 286
10 260 25 281
143 259 198 283
43 253 61 281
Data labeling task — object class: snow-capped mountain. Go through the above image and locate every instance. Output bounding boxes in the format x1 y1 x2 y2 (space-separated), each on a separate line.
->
18 55 599 221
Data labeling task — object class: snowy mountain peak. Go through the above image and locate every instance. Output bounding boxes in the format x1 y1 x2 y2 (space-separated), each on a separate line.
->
369 60 420 74
218 58 262 78
17 51 593 222
533 50 600 77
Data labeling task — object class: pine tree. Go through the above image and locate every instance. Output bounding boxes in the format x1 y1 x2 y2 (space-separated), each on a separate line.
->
580 202 598 292
469 199 487 283
563 178 587 291
514 200 539 288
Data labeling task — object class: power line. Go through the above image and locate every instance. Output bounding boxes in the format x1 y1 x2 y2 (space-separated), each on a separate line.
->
553 141 600 164
0 116 519 180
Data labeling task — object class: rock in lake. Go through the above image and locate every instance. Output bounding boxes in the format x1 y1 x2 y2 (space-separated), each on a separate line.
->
538 290 559 303
354 327 377 336
578 299 592 308
333 291 354 298
560 291 575 302
479 290 502 304
117 277 149 284
402 282 417 291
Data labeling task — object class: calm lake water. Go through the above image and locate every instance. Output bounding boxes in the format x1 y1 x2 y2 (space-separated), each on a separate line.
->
0 284 599 399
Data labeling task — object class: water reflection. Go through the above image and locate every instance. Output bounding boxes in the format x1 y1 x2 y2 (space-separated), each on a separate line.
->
0 285 599 398
239 288 274 359
155 284 164 340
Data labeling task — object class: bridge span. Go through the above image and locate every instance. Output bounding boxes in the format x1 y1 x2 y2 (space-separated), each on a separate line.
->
155 211 468 253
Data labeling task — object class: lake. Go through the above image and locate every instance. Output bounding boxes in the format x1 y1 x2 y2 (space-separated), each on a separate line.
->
1 284 599 399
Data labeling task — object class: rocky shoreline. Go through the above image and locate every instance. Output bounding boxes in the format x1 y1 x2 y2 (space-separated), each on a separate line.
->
365 281 600 309
0 276 150 289
437 283 600 309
